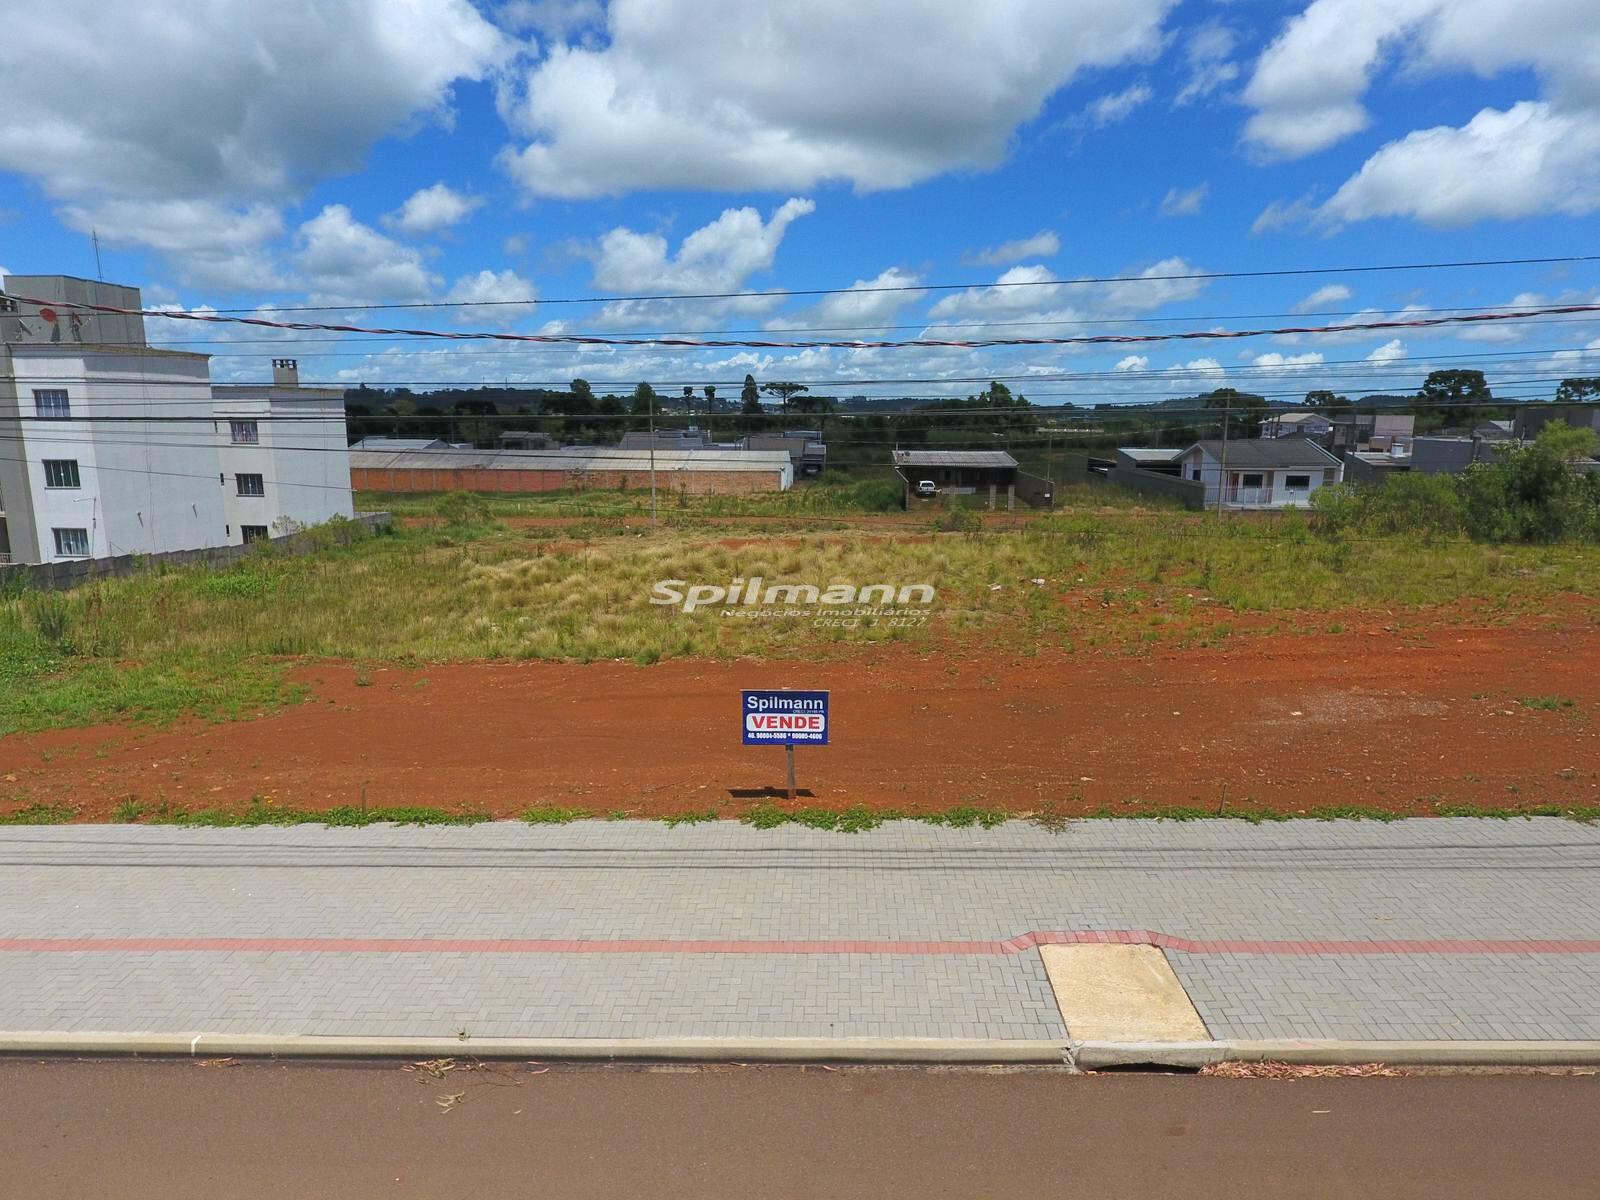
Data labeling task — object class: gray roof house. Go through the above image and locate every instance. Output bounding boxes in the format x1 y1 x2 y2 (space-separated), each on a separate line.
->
1174 438 1343 509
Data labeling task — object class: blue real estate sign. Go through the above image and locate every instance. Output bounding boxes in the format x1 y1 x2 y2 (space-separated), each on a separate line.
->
742 690 830 746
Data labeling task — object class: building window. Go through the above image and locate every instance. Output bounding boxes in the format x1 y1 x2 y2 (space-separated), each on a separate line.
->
1241 473 1264 489
43 459 81 489
52 527 90 557
1285 473 1311 491
241 525 270 544
34 389 71 419
236 473 265 497
230 419 259 444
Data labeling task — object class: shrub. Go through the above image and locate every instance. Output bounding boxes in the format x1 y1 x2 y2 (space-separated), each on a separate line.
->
434 491 495 529
1311 474 1466 539
1459 427 1600 543
25 591 73 648
196 571 273 599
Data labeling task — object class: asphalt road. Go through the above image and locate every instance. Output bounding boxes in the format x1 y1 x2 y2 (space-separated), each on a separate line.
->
2 1060 1594 1199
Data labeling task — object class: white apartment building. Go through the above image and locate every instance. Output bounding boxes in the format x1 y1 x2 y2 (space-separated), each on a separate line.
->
0 275 352 565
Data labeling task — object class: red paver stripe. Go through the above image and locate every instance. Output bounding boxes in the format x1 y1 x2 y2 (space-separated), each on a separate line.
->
4 933 1600 956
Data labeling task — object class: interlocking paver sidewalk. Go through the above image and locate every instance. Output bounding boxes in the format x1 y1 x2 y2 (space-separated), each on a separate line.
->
2 819 1599 1042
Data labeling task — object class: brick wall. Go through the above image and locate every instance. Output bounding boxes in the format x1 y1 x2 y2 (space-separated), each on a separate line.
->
349 467 783 495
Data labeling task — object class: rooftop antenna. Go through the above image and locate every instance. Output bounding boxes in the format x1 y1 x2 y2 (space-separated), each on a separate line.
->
91 229 104 281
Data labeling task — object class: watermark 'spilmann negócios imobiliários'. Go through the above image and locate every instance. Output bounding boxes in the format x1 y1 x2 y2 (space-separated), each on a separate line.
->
650 577 935 627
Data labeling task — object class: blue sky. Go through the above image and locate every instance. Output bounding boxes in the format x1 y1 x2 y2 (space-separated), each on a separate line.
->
2 0 1598 403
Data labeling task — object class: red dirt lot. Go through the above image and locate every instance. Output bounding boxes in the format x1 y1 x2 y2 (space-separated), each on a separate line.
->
4 616 1599 821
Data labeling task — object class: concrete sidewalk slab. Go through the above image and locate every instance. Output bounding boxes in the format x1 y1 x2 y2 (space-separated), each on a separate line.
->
1040 944 1209 1042
3 819 1600 1048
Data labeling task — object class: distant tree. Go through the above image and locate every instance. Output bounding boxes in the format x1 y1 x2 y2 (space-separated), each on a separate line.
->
630 382 657 415
682 385 694 416
703 384 716 408
761 381 808 417
790 392 835 415
741 373 761 413
1305 389 1352 412
1417 369 1491 427
570 378 594 405
1201 387 1269 437
1555 377 1600 404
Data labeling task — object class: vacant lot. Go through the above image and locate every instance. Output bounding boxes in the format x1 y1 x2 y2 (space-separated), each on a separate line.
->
2 490 1597 821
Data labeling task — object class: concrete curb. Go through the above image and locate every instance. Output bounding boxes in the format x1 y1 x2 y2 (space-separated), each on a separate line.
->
0 1033 1069 1064
7 1032 1600 1068
1069 1039 1600 1070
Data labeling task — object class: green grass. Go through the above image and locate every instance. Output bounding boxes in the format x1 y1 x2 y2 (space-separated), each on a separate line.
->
0 801 76 825
741 804 891 833
660 808 721 826
129 799 488 827
1518 695 1578 711
4 499 1600 735
521 805 590 824
919 805 1010 829
362 475 906 520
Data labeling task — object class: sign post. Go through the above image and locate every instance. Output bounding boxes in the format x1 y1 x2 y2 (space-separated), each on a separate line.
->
742 690 829 800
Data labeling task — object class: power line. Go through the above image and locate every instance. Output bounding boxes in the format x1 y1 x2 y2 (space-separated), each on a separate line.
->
76 298 1599 343
116 253 1600 313
11 290 1600 353
17 338 1600 389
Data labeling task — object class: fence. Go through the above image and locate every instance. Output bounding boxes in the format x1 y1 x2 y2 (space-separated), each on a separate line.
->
0 512 391 591
1106 466 1207 510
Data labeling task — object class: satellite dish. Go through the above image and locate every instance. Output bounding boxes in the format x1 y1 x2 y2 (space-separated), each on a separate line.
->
39 306 58 323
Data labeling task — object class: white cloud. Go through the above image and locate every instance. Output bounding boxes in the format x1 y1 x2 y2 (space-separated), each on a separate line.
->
1318 102 1600 226
1547 337 1600 369
1273 305 1430 347
1291 284 1353 313
1243 0 1600 224
1366 338 1407 362
1158 184 1209 217
0 0 513 281
384 183 483 236
811 268 926 328
497 0 603 39
0 1 510 200
1115 355 1150 371
585 197 815 326
1455 292 1549 343
58 199 288 291
1087 83 1154 127
1175 23 1240 105
929 257 1209 321
1250 193 1317 234
929 266 1063 318
1251 351 1324 369
504 234 531 256
1183 357 1225 373
964 231 1061 267
497 0 1174 197
444 269 538 327
294 204 439 304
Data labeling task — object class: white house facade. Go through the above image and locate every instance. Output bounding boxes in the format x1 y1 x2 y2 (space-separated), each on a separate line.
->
1 275 352 565
1262 411 1334 439
1175 438 1344 509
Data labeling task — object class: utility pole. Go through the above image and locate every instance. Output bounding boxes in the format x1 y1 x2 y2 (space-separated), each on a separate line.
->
649 391 658 526
91 229 104 281
1215 404 1229 518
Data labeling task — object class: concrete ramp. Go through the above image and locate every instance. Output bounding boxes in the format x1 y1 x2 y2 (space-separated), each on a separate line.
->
1040 944 1210 1042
